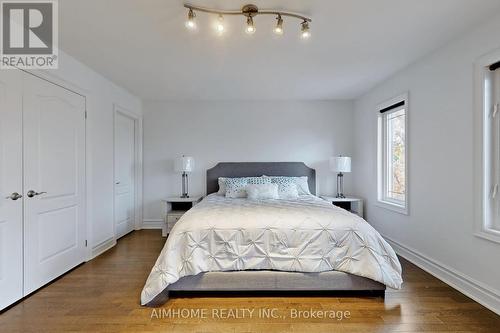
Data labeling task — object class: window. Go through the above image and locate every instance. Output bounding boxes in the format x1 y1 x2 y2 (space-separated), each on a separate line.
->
377 94 408 214
476 55 500 243
490 67 500 233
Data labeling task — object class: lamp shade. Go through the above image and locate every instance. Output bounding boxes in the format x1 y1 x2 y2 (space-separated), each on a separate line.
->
330 156 351 173
174 156 194 173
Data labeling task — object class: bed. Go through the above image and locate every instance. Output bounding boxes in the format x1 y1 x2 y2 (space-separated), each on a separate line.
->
141 162 402 306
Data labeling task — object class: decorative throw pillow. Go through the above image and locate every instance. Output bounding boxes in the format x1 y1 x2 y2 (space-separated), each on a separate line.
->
264 176 311 196
218 176 270 195
245 176 272 185
224 178 248 198
277 181 299 199
217 177 227 196
246 183 279 200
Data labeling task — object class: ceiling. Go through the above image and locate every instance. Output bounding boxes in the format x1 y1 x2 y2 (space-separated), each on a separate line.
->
59 0 500 100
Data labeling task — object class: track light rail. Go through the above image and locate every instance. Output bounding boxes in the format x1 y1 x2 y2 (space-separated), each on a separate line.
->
184 3 312 22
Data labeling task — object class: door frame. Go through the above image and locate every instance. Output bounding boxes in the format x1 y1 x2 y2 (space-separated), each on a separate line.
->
113 104 143 239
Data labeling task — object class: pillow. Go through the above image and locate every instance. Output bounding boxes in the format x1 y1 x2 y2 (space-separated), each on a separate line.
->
217 177 227 196
217 176 270 195
224 178 248 198
277 181 299 199
293 176 312 195
264 176 312 196
245 176 272 185
246 183 279 200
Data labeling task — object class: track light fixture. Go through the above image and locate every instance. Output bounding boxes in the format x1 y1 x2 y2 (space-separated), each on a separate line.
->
184 3 311 39
185 8 196 29
274 14 284 35
215 14 225 34
246 16 256 34
301 20 310 39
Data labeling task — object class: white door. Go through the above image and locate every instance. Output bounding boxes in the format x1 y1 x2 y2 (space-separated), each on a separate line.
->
0 70 24 310
114 111 135 239
23 73 86 295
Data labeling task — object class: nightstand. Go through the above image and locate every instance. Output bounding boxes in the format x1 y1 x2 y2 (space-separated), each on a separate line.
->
161 196 202 237
320 196 364 218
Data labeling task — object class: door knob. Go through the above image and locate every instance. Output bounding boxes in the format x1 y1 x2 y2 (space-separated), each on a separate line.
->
5 192 23 200
27 190 47 198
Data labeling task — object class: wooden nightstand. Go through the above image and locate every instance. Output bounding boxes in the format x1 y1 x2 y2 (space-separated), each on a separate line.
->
320 196 364 218
161 196 202 237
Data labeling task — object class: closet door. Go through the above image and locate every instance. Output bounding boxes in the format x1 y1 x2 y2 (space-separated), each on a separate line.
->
114 111 136 239
0 70 24 310
23 73 86 294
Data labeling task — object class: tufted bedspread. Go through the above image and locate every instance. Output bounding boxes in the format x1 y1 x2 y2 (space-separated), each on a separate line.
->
141 194 403 305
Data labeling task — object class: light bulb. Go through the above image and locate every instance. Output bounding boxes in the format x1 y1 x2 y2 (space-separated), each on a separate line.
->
300 20 310 39
274 15 283 35
246 16 255 34
185 9 196 30
215 15 224 34
185 20 196 30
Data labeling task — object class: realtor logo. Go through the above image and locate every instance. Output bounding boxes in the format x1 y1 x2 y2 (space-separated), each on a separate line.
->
1 0 58 69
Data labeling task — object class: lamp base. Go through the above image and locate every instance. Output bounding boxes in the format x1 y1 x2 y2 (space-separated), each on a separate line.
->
336 172 345 199
181 172 190 199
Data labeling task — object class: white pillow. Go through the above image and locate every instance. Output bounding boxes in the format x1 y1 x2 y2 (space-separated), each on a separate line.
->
294 176 312 195
246 183 279 200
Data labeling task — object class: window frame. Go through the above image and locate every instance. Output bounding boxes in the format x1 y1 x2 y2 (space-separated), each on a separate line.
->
474 49 500 244
491 69 500 233
377 93 409 215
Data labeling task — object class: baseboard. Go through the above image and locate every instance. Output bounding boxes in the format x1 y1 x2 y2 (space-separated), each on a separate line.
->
384 235 500 315
142 219 163 229
91 237 116 259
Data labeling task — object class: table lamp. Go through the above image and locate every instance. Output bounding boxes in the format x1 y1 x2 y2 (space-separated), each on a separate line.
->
330 156 351 198
174 155 194 198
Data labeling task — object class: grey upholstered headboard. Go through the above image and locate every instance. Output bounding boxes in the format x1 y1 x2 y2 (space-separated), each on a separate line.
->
206 162 316 195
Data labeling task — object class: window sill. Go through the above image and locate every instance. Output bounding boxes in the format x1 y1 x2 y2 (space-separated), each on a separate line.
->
376 200 409 215
475 229 500 244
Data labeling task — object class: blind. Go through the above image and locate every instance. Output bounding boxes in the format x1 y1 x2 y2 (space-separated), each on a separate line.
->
379 100 405 114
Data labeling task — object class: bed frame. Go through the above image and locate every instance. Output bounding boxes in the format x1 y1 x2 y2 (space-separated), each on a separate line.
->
159 162 385 302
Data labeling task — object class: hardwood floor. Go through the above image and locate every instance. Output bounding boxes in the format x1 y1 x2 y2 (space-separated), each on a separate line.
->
1 230 499 333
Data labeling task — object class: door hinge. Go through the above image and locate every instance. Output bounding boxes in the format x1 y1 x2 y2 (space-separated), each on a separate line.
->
84 111 88 119
493 184 498 199
493 103 499 118
85 240 88 247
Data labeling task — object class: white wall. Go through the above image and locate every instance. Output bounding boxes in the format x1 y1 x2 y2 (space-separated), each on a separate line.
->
353 13 500 313
143 100 353 221
30 49 142 258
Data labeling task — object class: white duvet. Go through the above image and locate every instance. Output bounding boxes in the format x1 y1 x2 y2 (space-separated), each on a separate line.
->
141 194 403 305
